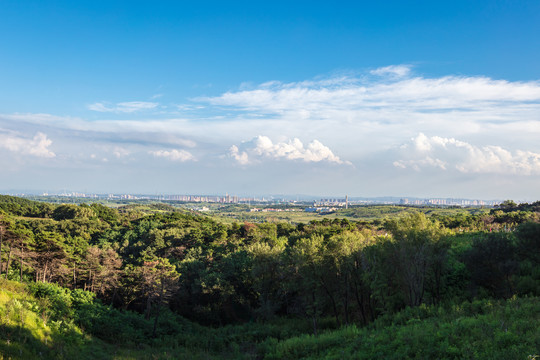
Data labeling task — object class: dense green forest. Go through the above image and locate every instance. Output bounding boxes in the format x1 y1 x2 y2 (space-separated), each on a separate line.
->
0 195 539 359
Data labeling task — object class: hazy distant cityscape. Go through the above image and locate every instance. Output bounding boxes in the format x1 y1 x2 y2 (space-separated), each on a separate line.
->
5 191 504 207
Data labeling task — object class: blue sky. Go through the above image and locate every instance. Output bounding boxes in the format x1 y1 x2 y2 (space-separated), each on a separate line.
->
1 1 540 199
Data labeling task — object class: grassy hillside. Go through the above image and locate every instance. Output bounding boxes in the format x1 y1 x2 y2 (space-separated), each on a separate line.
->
0 279 105 359
1 278 539 359
0 279 210 360
265 297 540 359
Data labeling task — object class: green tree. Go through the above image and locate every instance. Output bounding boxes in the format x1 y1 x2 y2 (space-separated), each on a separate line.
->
289 235 327 334
0 213 15 277
52 204 95 221
140 257 180 337
247 238 287 320
515 221 540 265
463 232 518 298
385 212 450 307
31 231 68 283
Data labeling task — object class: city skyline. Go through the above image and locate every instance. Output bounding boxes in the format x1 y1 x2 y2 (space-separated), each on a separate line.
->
7 190 508 207
1 1 540 199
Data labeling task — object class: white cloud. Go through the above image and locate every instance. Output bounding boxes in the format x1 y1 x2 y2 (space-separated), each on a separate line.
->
394 133 540 175
112 146 130 158
1 113 199 151
149 149 195 162
370 65 412 78
7 67 540 161
176 104 205 111
229 136 349 165
88 101 159 113
229 145 250 165
2 66 540 198
194 69 540 161
0 131 55 158
202 73 540 115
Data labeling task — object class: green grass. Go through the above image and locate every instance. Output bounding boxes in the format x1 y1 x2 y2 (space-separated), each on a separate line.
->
264 297 540 359
2 279 539 359
0 279 103 359
0 279 325 359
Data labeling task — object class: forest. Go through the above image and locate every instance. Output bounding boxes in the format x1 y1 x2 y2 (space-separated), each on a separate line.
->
0 195 539 359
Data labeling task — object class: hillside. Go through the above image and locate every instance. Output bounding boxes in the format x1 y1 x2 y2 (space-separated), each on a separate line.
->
1 279 538 359
0 197 539 358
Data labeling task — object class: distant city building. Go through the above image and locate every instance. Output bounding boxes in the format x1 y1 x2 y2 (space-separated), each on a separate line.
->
305 207 336 214
316 198 348 207
20 192 502 207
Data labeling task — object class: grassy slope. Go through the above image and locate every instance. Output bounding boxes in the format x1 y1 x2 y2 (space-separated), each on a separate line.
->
0 279 122 360
2 278 539 359
0 280 199 360
265 297 540 360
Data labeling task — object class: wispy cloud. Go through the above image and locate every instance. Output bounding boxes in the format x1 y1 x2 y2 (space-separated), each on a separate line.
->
149 149 195 162
88 101 159 113
176 104 205 111
2 65 540 198
9 67 540 158
394 133 540 175
370 64 412 78
197 67 540 159
229 136 349 165
202 71 540 116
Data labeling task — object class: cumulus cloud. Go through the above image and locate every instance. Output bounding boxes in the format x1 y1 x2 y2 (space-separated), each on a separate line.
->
88 101 159 113
7 66 540 161
2 65 540 198
149 149 195 162
229 145 250 165
394 133 540 175
193 68 540 160
0 131 55 158
229 136 349 165
112 146 130 158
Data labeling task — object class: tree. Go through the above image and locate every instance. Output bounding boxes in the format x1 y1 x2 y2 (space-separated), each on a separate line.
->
99 248 122 300
495 200 518 212
1 222 32 281
324 231 375 324
289 235 328 334
0 213 15 276
463 232 518 298
515 221 540 265
52 204 95 221
385 212 450 307
140 258 180 337
90 203 119 224
247 238 286 320
31 231 68 283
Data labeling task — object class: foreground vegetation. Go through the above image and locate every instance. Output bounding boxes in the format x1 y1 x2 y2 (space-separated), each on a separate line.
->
0 195 539 358
1 279 538 359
